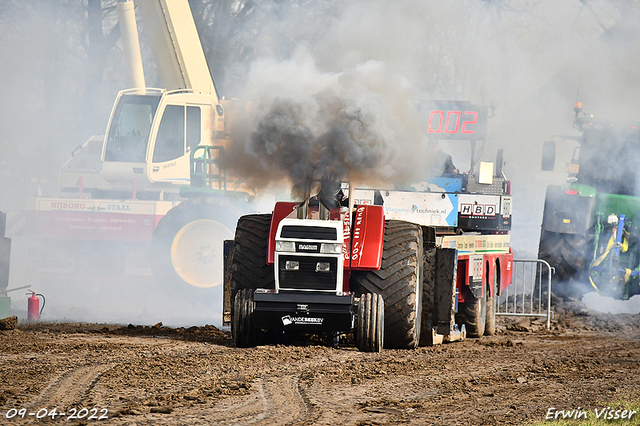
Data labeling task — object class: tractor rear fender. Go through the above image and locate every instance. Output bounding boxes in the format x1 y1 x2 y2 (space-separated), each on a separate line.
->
542 185 596 234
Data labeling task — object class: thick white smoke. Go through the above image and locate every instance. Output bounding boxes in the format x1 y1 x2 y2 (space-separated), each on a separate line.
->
583 292 640 314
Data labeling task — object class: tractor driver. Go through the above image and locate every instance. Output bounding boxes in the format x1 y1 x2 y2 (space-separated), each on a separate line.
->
428 139 458 177
316 180 348 209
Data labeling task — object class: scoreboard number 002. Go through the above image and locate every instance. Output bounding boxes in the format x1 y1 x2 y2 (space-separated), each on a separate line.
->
427 110 478 135
420 102 488 140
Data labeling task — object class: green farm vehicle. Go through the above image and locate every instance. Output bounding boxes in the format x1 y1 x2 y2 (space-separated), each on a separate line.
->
539 103 640 300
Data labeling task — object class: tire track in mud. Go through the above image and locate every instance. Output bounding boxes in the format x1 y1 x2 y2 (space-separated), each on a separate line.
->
124 374 314 426
30 363 115 410
249 374 313 425
221 374 313 425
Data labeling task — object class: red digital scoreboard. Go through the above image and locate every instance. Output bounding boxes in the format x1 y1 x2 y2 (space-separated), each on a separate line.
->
420 101 488 141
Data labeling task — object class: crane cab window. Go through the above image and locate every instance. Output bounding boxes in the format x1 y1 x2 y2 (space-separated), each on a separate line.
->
187 106 201 151
153 105 202 163
104 94 160 162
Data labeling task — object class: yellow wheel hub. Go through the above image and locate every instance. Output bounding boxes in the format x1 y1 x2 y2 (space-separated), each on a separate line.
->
170 219 233 288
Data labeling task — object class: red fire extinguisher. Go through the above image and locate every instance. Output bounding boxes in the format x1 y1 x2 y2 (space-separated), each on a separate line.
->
26 290 45 321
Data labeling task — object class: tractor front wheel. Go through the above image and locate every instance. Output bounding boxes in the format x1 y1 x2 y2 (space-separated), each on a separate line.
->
356 293 384 352
232 289 256 348
458 285 486 338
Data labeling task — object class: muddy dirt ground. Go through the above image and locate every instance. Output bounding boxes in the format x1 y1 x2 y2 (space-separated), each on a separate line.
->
1 300 639 425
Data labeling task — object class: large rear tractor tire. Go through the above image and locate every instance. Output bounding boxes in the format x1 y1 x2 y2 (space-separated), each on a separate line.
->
232 289 256 348
229 214 274 300
229 214 274 344
151 198 237 291
351 220 423 349
356 293 384 352
458 285 486 338
538 230 589 299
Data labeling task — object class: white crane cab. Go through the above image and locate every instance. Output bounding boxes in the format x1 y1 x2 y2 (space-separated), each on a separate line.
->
100 88 225 195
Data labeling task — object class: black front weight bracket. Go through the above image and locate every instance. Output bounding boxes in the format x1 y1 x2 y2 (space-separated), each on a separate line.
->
251 292 355 333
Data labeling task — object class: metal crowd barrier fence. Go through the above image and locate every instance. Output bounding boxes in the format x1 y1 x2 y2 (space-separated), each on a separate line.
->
496 259 553 329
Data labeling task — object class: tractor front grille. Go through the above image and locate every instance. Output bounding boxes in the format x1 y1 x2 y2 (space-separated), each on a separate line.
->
277 255 338 291
280 225 338 240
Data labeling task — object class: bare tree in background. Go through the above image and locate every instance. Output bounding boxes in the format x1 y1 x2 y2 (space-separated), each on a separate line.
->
0 0 124 203
84 0 121 128
190 0 339 96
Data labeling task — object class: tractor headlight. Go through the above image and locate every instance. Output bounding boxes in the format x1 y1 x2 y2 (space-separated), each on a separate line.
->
285 260 300 271
320 243 343 254
316 262 331 272
275 241 296 252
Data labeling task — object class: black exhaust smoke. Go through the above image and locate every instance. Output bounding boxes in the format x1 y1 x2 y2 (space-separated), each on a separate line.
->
248 89 385 199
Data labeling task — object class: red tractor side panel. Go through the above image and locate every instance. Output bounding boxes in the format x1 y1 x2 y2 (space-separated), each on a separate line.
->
349 205 385 271
454 251 513 302
267 202 298 265
500 252 513 295
482 252 513 297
